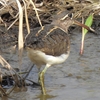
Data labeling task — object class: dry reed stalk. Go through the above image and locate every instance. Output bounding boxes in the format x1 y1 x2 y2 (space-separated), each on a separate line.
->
22 0 30 34
30 0 43 27
15 0 23 69
7 17 19 30
0 55 12 69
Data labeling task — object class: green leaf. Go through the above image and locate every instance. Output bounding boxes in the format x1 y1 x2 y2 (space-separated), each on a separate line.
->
84 13 94 35
80 14 94 55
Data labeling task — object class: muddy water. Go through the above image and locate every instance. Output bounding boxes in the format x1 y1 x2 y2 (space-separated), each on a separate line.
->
91 0 100 3
1 29 100 100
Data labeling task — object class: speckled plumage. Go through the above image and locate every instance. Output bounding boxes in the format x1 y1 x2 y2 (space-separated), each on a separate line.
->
25 25 70 56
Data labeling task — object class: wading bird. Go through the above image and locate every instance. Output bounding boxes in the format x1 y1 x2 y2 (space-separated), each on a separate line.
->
25 15 93 95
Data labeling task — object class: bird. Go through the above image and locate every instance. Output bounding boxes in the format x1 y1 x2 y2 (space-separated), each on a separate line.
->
25 15 94 95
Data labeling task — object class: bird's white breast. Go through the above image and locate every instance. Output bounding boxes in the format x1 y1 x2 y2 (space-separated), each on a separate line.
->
27 49 70 66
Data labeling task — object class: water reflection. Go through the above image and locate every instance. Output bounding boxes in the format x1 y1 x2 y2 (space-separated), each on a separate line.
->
92 0 100 3
35 94 56 100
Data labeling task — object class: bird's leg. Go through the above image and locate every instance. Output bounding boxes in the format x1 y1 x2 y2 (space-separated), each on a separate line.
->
36 65 41 84
38 71 41 84
39 64 50 95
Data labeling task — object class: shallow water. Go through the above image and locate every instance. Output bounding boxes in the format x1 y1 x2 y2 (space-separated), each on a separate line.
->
1 29 100 100
92 0 100 3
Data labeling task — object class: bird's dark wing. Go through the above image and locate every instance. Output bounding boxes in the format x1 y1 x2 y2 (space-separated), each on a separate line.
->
25 25 70 56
